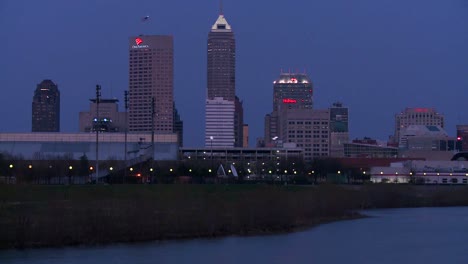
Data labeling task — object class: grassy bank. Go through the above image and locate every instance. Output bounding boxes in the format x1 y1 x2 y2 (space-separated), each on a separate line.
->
0 184 467 249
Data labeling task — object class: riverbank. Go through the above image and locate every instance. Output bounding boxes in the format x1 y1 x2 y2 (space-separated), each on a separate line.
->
1 184 467 249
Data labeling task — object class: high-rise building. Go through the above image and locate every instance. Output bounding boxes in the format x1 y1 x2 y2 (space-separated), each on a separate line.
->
32 79 60 132
394 108 444 144
79 99 127 132
128 35 174 133
207 13 235 101
329 102 349 157
273 72 313 111
243 124 249 148
173 103 184 147
265 72 313 146
205 10 242 148
234 96 244 147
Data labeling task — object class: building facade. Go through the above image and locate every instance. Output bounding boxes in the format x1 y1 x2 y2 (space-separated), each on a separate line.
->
173 103 183 147
456 125 468 151
278 109 330 160
394 108 444 144
329 102 349 157
32 80 60 132
128 35 174 133
234 96 244 147
205 97 235 148
243 124 249 147
79 99 126 132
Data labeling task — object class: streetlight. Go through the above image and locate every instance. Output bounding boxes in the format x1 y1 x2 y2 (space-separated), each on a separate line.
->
210 136 214 171
8 164 14 184
68 165 73 185
28 164 34 183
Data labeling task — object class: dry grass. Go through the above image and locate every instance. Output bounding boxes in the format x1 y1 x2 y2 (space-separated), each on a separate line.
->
0 184 467 249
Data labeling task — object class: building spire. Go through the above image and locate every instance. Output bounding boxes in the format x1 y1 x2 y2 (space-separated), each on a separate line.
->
220 0 223 15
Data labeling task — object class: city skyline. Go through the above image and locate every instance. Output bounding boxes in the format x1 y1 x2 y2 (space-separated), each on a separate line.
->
1 0 467 147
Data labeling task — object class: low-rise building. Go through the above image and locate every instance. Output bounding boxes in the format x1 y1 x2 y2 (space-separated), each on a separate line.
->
79 99 127 133
0 132 178 160
344 138 398 158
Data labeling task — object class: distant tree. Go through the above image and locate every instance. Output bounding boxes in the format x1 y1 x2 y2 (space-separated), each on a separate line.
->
79 155 90 176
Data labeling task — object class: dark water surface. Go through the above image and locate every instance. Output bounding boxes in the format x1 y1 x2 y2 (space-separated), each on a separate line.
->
2 207 468 264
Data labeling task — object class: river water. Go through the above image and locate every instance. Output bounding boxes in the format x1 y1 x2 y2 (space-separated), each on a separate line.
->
2 207 468 264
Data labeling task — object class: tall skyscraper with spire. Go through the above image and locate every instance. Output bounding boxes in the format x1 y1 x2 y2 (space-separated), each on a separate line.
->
207 11 235 101
205 7 243 148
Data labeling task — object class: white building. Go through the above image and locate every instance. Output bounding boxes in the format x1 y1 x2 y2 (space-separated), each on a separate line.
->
370 160 468 184
205 97 235 148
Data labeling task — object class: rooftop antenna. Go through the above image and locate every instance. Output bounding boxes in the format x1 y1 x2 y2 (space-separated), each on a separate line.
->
220 0 224 15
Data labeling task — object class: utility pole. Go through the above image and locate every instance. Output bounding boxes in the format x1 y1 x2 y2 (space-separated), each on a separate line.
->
95 85 101 184
124 90 129 184
151 97 155 183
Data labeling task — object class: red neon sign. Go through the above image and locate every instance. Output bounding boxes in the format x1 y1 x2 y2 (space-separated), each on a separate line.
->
135 38 143 45
414 108 429 113
283 98 297 104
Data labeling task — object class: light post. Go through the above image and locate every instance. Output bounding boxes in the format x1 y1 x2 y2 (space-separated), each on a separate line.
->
151 97 155 161
124 90 129 184
68 165 73 185
9 164 13 184
28 164 33 184
95 84 101 184
150 167 154 183
89 166 94 183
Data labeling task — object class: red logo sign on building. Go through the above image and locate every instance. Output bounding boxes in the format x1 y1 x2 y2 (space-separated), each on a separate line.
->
282 98 297 104
135 38 143 45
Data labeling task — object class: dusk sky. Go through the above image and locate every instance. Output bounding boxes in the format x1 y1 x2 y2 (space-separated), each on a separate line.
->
0 0 467 147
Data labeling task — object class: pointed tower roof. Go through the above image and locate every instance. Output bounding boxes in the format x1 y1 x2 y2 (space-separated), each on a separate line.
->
211 14 232 31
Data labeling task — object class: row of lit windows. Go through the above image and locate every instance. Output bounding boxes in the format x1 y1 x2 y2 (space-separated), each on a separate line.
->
288 130 328 134
288 121 327 125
